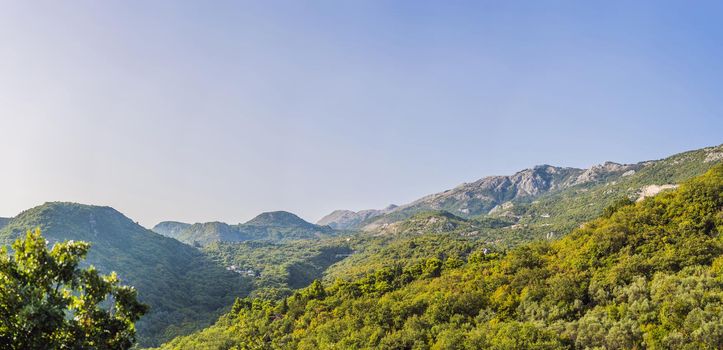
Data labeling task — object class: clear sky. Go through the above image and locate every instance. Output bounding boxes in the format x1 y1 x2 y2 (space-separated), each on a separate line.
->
0 1 721 227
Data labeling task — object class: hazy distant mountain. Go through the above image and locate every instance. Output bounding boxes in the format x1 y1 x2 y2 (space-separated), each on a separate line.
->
157 164 723 350
154 210 338 246
0 202 250 347
173 221 243 246
317 205 398 230
151 220 191 239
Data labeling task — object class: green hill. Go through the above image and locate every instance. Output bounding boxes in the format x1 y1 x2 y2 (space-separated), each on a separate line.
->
0 203 251 347
321 145 723 281
151 221 191 240
157 164 723 349
153 211 339 247
172 221 244 247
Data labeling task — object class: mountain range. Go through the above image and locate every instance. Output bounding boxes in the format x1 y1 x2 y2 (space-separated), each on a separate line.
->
319 145 722 232
158 157 723 350
152 211 337 247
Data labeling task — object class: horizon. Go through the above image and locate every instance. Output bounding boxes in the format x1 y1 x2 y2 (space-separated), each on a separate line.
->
1 1 722 226
2 142 719 227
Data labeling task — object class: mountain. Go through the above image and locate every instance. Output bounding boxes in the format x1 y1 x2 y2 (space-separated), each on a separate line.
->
158 164 723 350
245 211 316 227
153 211 339 246
174 221 244 247
321 145 722 231
151 221 190 240
0 203 250 347
203 240 353 299
317 205 398 230
316 145 723 282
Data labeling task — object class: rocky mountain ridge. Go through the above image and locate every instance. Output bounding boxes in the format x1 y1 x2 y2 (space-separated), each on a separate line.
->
320 161 640 230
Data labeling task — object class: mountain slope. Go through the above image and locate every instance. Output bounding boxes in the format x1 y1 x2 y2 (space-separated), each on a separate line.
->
245 211 315 228
154 211 338 246
0 217 9 230
498 144 723 238
174 221 245 246
321 145 723 282
317 205 398 230
0 203 250 347
151 221 191 240
158 164 723 350
320 145 722 231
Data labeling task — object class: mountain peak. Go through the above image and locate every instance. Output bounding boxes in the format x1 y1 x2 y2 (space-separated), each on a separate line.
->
244 211 311 227
1 202 143 245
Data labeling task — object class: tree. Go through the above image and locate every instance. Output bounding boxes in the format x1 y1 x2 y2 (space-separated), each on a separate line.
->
0 229 148 349
423 258 442 278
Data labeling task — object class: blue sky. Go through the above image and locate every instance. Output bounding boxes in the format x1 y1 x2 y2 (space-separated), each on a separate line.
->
0 1 721 226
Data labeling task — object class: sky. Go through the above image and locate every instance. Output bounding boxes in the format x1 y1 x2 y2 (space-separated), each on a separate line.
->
0 1 721 227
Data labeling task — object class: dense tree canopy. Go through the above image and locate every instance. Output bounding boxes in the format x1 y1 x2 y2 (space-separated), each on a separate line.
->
0 229 147 350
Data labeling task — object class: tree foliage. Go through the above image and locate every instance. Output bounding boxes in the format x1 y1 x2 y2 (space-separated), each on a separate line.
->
0 229 147 349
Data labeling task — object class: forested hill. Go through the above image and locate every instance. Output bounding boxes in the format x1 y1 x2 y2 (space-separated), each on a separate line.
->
0 217 9 230
0 203 250 347
158 164 723 349
153 211 338 247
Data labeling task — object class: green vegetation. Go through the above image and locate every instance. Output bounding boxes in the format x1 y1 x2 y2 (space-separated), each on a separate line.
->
0 229 147 349
355 145 722 236
153 211 341 247
159 164 723 349
483 145 723 241
203 240 353 299
0 203 251 347
151 221 191 241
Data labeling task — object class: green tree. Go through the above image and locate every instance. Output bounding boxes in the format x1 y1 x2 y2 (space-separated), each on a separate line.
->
0 229 148 350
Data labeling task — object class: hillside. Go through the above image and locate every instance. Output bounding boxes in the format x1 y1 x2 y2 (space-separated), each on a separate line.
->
245 211 315 228
158 164 723 350
203 240 353 299
317 205 398 230
0 203 250 347
500 144 723 238
154 211 338 247
320 146 723 282
173 221 245 247
151 221 191 240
